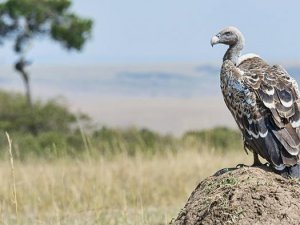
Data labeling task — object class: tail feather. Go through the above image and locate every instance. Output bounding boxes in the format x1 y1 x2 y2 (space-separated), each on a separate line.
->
277 164 300 178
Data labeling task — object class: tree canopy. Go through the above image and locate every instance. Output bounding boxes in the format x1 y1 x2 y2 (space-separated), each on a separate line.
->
0 0 93 108
0 0 93 52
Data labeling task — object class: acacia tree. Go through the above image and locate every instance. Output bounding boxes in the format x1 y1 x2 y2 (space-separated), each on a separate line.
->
0 0 93 107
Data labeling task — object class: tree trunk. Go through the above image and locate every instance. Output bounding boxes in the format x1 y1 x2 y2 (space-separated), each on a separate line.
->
21 70 32 108
15 58 32 108
15 58 37 135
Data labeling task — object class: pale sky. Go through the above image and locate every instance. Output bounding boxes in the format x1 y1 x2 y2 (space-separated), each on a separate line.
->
0 0 300 65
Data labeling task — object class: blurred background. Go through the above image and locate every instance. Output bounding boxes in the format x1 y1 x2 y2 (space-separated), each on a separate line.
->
0 0 300 224
2 0 300 135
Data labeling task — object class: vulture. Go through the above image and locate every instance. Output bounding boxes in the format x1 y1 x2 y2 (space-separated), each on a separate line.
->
211 26 300 178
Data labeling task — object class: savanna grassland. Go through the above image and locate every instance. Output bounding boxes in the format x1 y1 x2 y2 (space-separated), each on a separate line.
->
0 91 253 225
0 146 252 225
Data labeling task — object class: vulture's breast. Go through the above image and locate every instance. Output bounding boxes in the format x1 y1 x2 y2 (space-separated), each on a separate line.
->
220 69 256 120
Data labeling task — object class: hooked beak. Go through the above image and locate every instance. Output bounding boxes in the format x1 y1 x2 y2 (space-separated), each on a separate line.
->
210 35 220 47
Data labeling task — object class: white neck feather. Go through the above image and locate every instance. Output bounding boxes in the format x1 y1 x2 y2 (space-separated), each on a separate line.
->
236 53 260 66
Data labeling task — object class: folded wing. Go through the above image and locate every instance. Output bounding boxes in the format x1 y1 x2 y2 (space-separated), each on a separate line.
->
238 57 300 166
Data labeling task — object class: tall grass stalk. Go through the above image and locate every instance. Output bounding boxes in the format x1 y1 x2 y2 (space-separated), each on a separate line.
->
77 118 93 158
6 132 18 224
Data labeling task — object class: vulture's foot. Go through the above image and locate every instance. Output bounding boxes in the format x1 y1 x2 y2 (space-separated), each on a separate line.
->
213 164 250 176
236 164 250 168
251 160 270 168
251 152 271 168
251 161 264 167
213 167 238 176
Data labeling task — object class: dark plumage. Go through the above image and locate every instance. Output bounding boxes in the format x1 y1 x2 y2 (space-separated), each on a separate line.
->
211 26 300 178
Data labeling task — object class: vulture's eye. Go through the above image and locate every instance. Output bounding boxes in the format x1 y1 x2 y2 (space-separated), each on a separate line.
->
224 32 231 36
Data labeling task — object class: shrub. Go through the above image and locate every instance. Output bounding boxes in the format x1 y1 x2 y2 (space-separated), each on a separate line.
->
92 127 178 156
0 90 242 159
182 127 243 152
0 90 89 158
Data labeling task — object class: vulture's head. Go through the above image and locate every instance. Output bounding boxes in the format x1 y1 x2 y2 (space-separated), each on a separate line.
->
210 26 245 47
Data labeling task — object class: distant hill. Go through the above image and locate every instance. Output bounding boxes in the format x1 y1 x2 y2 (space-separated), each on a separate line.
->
1 63 300 99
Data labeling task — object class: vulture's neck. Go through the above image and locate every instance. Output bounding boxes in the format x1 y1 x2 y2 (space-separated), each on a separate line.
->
223 41 244 65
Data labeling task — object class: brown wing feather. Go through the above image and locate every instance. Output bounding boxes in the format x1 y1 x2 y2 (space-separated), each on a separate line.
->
221 60 284 166
238 57 300 160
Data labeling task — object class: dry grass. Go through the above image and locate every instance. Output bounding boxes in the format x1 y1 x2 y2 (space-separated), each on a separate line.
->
0 149 252 225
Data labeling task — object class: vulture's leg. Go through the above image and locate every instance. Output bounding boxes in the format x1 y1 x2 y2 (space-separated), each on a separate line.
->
251 152 263 167
235 141 251 168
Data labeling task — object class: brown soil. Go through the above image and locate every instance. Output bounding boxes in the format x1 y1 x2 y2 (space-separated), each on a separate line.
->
170 167 300 225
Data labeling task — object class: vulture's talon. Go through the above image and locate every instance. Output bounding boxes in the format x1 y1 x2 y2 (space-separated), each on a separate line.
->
236 164 249 168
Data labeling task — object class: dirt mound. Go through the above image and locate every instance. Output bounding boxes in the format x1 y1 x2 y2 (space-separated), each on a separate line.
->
170 167 300 225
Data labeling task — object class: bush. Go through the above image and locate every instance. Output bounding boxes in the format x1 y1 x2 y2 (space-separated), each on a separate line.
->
182 127 243 152
92 127 178 156
0 90 243 159
0 91 80 133
0 90 89 158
